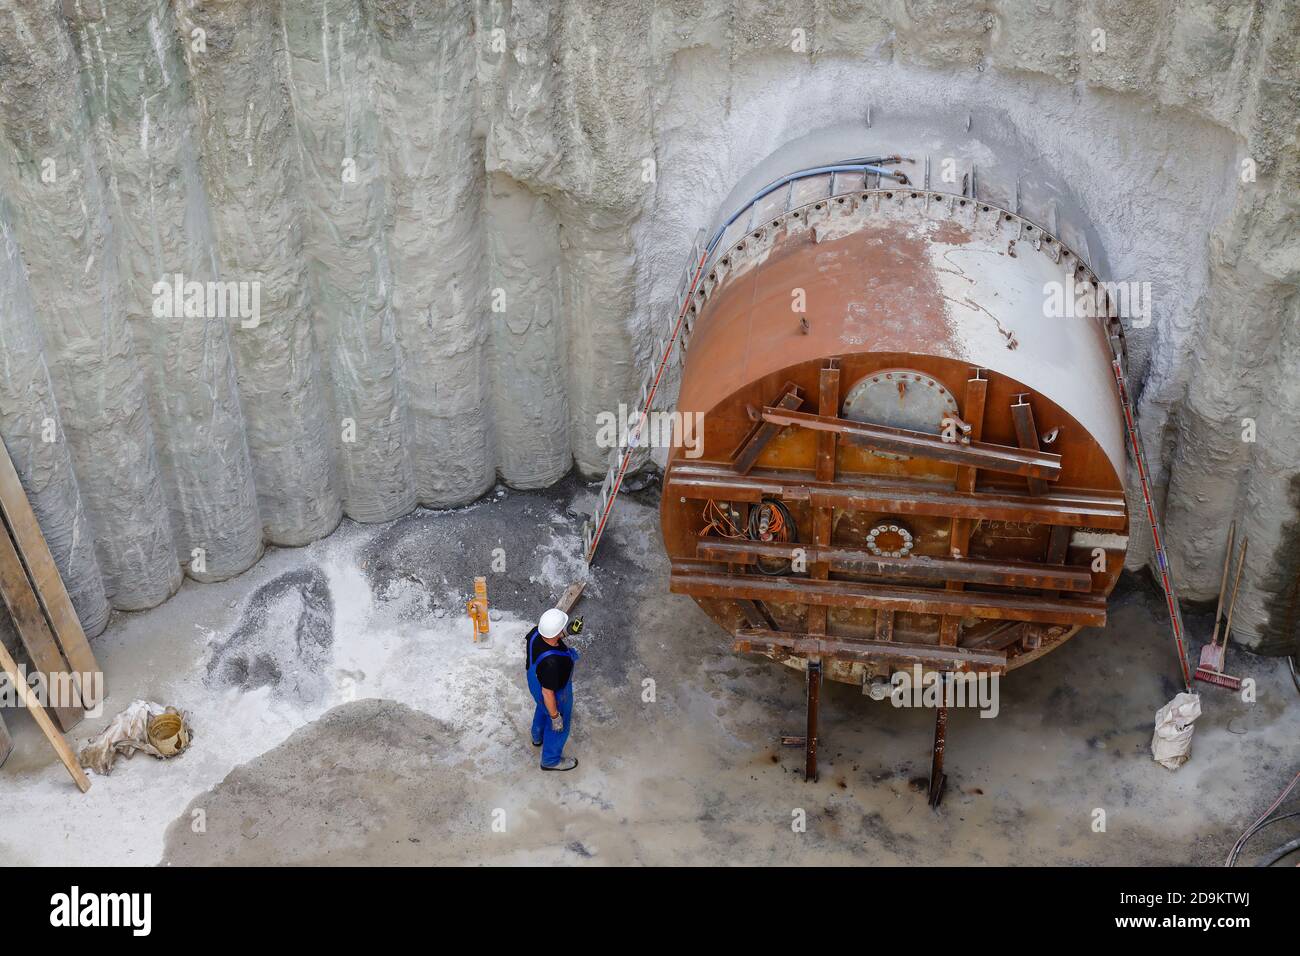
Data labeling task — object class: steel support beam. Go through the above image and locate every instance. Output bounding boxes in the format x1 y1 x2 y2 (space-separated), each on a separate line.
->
730 383 803 474
667 462 1126 529
733 628 1008 673
696 538 1092 591
760 406 1061 481
671 565 1106 627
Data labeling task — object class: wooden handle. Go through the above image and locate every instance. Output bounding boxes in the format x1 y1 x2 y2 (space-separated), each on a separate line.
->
1209 521 1235 651
0 639 90 793
1221 537 1249 652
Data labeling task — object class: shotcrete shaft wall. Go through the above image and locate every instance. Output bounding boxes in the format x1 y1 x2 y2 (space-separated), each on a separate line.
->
0 1 1295 653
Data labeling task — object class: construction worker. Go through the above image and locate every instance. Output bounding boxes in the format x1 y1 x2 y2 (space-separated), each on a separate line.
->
525 608 581 771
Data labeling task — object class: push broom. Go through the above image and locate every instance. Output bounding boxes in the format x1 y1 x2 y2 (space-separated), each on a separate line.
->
1195 523 1246 690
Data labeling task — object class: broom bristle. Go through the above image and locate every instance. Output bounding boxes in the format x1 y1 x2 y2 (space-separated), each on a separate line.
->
1194 666 1241 689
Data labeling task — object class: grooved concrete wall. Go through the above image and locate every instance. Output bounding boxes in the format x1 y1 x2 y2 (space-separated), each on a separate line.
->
0 0 1295 653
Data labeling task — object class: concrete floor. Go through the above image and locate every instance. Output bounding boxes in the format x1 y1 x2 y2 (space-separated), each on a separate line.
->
0 477 1295 866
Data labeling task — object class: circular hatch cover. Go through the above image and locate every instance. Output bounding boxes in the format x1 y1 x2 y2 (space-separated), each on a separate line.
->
841 368 958 460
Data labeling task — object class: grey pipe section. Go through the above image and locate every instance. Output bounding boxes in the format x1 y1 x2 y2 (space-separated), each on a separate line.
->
65 0 263 582
175 0 342 545
0 3 181 610
0 209 111 637
486 174 572 487
372 1 494 506
281 0 416 523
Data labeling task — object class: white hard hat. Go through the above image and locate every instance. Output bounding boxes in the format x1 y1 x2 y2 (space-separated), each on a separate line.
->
538 608 569 639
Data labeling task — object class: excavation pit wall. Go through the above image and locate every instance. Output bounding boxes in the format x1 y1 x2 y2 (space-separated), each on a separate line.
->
0 1 1295 653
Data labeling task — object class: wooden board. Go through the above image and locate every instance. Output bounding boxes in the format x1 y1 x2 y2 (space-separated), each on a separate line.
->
556 581 586 614
0 524 82 730
0 637 90 792
0 709 11 769
0 441 100 691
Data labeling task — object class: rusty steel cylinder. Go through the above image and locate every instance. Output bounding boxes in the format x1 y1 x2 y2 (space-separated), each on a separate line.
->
661 168 1131 687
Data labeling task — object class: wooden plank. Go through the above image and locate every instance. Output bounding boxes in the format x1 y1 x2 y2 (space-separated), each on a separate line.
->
0 524 82 730
733 628 1007 674
0 709 11 769
696 539 1093 591
0 637 90 792
730 383 803 474
0 441 100 692
556 580 586 614
666 462 1126 529
761 406 1061 480
670 566 1107 627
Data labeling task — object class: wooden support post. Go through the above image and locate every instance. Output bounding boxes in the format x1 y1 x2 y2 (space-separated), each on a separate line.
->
942 371 987 647
805 658 822 782
0 441 100 695
0 637 90 792
0 709 11 769
0 520 82 730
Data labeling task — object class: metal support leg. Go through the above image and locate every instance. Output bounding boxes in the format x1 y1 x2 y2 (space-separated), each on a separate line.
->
928 707 947 808
805 658 822 782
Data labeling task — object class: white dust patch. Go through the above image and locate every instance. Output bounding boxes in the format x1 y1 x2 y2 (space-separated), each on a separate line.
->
0 527 538 866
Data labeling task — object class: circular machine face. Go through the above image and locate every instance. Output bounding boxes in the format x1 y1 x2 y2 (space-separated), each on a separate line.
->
841 369 958 460
662 182 1131 688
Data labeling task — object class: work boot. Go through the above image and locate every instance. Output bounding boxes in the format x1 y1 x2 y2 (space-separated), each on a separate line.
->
541 757 578 772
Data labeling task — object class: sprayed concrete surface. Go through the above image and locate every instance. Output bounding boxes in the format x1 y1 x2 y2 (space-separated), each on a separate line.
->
0 483 1294 867
0 2 1297 653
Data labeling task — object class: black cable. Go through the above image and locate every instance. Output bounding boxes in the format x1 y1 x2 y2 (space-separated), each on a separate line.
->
1256 835 1300 867
747 499 798 576
1228 810 1300 867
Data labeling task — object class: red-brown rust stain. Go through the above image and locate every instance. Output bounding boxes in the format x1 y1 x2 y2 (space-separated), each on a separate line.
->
677 222 968 422
926 217 972 246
